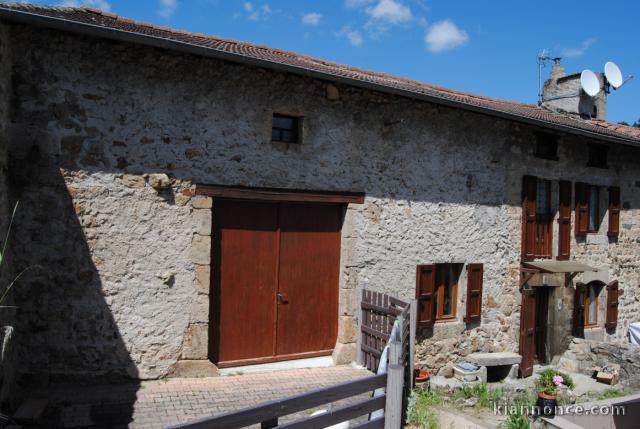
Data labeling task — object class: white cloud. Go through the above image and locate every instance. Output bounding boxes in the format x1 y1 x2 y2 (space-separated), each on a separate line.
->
243 2 271 21
345 0 374 8
561 38 597 58
366 0 412 24
159 0 177 19
425 19 469 53
302 12 322 26
59 0 111 11
338 26 364 47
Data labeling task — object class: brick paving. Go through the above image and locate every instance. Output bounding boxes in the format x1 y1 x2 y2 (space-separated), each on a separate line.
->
31 365 373 428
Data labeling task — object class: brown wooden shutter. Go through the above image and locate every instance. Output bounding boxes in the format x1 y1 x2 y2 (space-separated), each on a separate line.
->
572 282 587 337
464 263 483 324
557 180 572 260
575 182 589 236
605 280 619 330
608 186 620 238
416 264 436 329
522 176 537 260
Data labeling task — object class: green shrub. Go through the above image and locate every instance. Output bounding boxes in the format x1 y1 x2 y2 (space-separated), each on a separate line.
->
534 368 575 396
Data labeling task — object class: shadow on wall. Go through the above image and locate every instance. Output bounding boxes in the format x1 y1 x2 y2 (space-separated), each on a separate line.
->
6 145 140 425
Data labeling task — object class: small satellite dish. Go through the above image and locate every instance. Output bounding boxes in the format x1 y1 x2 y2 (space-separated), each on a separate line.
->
604 61 623 89
580 69 601 97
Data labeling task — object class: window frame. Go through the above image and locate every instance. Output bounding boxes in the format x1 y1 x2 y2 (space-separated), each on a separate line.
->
584 283 599 327
587 185 600 233
587 143 608 169
434 263 461 321
271 113 301 144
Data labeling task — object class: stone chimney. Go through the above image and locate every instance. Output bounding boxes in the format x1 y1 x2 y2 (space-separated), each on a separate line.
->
541 62 607 120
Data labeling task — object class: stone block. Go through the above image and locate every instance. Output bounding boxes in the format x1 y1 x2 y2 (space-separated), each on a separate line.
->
192 195 212 209
190 235 211 265
148 173 171 189
182 323 209 360
466 352 521 367
190 293 210 323
508 364 519 380
169 360 219 378
193 208 212 236
174 193 191 206
332 342 356 365
337 316 357 343
339 288 358 316
121 174 145 188
195 264 210 294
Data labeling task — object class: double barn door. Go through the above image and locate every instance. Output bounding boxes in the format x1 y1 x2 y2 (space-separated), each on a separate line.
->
212 200 342 367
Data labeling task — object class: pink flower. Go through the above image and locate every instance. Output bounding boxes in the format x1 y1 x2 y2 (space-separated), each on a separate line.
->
553 375 564 386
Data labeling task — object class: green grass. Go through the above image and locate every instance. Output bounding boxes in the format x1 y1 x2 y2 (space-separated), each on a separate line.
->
452 383 505 409
406 388 442 429
597 388 630 400
498 391 536 429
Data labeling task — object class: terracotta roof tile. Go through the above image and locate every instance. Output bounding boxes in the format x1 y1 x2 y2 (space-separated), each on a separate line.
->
1 2 639 145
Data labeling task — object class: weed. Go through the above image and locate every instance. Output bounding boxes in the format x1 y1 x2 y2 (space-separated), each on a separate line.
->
597 388 630 400
406 387 442 429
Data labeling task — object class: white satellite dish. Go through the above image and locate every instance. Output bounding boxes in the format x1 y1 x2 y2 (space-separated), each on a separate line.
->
604 61 623 89
580 69 601 97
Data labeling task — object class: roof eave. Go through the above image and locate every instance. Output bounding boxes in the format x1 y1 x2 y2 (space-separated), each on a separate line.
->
2 6 639 149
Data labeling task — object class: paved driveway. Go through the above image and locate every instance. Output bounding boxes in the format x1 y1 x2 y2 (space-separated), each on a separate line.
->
31 365 373 428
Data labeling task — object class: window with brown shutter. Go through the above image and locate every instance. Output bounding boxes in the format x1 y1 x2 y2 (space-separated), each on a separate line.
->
572 282 587 337
575 182 589 236
557 181 572 260
608 187 620 238
605 280 619 330
464 264 483 324
416 265 436 329
522 176 537 260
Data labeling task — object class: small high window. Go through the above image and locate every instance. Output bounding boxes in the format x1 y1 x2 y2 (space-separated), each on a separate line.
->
588 144 608 169
588 186 600 232
535 133 558 160
271 114 300 144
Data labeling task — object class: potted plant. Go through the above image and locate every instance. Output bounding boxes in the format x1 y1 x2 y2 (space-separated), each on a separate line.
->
534 368 575 417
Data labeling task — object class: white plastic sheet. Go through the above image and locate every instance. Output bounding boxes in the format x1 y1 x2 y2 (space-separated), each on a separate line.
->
629 322 640 345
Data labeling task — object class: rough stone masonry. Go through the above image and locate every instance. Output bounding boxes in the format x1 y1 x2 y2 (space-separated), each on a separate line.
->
1 19 639 393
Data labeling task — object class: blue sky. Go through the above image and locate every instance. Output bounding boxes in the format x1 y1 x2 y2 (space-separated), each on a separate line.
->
20 0 640 124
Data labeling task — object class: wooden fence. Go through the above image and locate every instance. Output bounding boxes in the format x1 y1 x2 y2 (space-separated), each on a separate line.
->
168 289 415 429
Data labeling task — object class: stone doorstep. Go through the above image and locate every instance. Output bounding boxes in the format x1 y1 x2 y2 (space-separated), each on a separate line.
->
466 352 522 367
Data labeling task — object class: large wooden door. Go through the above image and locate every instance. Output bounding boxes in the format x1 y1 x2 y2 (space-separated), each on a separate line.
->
276 203 341 356
212 200 279 365
519 289 536 377
213 200 342 367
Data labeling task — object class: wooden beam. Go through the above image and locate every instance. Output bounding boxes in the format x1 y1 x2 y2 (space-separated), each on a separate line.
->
519 270 536 289
196 184 365 204
565 272 579 287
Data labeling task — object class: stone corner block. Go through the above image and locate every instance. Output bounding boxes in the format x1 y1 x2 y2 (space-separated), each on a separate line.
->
190 293 210 323
195 264 211 294
337 316 357 344
190 235 211 265
182 323 209 360
332 342 356 365
194 208 212 236
169 360 219 378
192 195 213 209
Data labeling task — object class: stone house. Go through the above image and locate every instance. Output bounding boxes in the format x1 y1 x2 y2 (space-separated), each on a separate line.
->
0 3 639 400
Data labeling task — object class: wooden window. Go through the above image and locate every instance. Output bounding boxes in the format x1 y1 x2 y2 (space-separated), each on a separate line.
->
605 280 619 330
416 265 436 329
271 114 300 143
584 283 599 327
588 186 600 232
434 264 461 321
588 143 608 169
608 186 621 238
535 133 558 160
464 264 483 324
522 176 553 260
557 181 571 260
575 183 600 235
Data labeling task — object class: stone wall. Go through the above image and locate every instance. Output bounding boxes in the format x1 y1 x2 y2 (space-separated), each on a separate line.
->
6 24 640 381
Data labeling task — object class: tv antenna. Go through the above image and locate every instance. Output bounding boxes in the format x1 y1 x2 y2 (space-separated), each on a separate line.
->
537 49 562 105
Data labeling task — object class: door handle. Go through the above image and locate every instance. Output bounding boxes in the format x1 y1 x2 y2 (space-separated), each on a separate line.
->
277 291 289 304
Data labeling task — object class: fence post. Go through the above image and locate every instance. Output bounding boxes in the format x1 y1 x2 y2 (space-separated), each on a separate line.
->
384 363 404 429
409 299 417 389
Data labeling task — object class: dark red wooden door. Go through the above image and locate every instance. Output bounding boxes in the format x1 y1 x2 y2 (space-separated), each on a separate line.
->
213 200 342 366
214 200 279 365
519 289 536 377
276 203 342 357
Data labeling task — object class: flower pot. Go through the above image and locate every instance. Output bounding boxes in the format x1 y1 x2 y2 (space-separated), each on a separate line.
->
536 392 558 417
414 369 429 383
